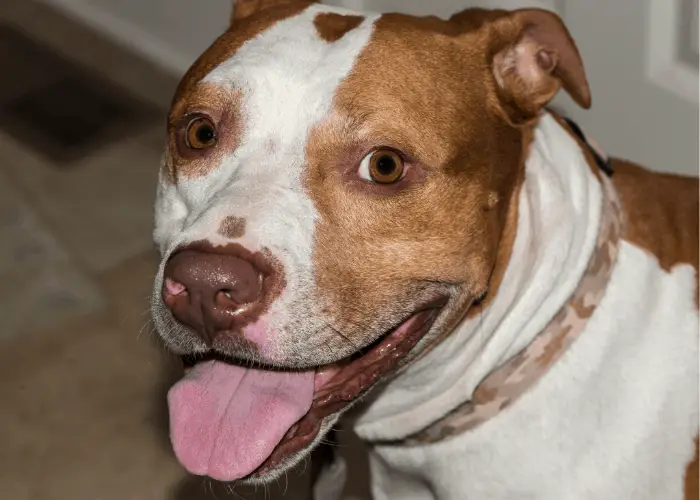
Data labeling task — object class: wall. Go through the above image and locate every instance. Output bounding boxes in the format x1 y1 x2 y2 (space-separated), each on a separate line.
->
40 0 232 73
365 0 557 17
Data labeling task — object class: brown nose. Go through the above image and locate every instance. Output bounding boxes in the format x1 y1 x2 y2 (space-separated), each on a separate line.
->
162 249 263 345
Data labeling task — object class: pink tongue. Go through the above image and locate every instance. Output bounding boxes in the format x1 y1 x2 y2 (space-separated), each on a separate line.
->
168 360 314 481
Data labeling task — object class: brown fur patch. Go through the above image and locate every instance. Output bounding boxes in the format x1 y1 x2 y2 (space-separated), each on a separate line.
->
219 216 246 239
611 159 699 275
686 438 699 500
314 12 364 42
463 128 529 318
305 12 530 347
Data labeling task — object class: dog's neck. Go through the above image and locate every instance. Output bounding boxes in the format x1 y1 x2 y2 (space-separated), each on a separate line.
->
354 113 605 441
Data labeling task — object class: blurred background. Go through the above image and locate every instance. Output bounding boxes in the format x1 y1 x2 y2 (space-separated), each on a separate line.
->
0 0 696 499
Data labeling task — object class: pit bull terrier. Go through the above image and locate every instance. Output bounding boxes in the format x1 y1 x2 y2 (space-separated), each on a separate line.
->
150 1 699 498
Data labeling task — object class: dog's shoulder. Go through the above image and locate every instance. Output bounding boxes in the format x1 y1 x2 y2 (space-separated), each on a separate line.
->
611 159 699 500
611 159 698 276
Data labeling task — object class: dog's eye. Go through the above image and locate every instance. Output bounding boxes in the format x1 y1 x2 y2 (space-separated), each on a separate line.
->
185 117 217 149
358 149 405 184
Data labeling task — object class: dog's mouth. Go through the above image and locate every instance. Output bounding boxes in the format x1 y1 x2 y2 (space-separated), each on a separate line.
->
167 302 444 482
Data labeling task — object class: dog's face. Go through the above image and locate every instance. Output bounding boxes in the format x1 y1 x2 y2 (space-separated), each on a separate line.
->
151 0 588 484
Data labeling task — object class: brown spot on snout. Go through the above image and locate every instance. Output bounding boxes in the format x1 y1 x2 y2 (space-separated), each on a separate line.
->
314 12 364 42
219 216 246 239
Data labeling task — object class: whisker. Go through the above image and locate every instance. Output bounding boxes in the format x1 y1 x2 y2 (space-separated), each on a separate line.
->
225 483 245 500
324 322 361 352
208 479 221 500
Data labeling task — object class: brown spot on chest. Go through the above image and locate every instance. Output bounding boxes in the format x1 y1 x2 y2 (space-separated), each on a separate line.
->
219 216 246 239
314 13 364 42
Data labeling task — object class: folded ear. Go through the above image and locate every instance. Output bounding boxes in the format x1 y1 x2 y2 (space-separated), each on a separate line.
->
487 8 590 125
231 0 318 24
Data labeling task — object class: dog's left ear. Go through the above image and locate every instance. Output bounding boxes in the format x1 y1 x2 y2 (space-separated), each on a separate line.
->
231 0 318 24
479 8 591 125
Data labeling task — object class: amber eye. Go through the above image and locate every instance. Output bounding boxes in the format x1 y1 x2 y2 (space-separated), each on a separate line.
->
185 117 217 149
358 149 405 184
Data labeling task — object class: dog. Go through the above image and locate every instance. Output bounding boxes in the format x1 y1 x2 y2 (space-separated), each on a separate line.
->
150 1 699 498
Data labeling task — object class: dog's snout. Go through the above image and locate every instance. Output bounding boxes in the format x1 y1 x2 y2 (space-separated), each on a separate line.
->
162 249 263 345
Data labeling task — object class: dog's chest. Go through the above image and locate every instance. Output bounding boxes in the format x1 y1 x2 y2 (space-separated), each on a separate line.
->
364 242 699 500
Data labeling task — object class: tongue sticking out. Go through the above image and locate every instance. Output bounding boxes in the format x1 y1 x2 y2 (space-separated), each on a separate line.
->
168 360 315 481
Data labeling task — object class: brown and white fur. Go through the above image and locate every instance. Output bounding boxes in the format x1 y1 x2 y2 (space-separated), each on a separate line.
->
150 1 699 498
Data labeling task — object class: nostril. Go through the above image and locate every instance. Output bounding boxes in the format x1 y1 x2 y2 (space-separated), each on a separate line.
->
219 289 240 304
164 278 187 296
216 289 246 313
215 272 263 311
163 278 189 309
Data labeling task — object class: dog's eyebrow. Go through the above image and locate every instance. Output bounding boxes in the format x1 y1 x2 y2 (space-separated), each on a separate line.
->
169 84 239 123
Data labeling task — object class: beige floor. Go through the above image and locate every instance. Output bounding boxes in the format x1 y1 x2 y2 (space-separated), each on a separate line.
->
0 2 369 499
0 250 326 500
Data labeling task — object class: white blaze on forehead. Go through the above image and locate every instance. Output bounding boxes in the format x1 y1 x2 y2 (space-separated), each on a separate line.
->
155 4 379 252
203 5 378 144
154 4 380 341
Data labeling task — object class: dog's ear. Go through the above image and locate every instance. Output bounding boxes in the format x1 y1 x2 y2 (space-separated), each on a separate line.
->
231 0 318 24
460 8 590 125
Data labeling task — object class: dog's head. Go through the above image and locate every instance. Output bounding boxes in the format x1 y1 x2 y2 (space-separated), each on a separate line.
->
151 0 589 483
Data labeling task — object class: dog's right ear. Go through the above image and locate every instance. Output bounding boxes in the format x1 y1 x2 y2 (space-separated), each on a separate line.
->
453 8 590 126
231 0 318 24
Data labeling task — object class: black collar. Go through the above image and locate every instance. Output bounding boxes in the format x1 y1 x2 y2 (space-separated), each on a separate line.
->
561 116 614 177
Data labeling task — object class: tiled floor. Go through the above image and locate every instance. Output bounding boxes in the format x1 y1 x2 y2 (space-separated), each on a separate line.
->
0 2 369 499
0 24 161 164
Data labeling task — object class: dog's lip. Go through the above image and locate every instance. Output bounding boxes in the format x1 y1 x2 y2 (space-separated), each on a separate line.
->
264 301 446 477
178 299 445 480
